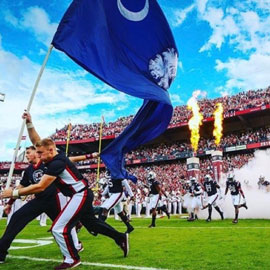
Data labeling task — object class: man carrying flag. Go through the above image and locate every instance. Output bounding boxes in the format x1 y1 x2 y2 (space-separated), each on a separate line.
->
1 1 178 268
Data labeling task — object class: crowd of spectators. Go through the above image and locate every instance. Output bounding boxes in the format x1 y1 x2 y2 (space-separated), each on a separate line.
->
50 87 270 141
0 174 22 190
72 127 270 166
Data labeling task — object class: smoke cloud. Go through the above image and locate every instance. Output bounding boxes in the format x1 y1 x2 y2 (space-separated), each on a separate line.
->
199 149 270 219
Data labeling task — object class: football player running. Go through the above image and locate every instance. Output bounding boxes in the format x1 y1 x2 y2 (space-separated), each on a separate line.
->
147 171 169 228
99 171 134 234
202 174 224 221
187 177 203 221
225 173 248 224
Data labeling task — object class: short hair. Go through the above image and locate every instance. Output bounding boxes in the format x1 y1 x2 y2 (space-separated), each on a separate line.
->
26 145 36 151
35 138 56 149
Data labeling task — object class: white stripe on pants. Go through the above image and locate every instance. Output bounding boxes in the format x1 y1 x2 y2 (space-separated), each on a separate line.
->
101 192 124 211
52 191 86 263
57 192 80 250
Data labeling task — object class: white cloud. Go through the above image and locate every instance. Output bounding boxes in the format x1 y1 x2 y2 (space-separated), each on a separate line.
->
196 0 208 15
21 6 58 45
192 89 207 99
170 93 183 106
199 8 239 52
196 0 270 92
216 53 270 90
173 4 195 27
178 60 183 71
196 1 270 53
3 6 57 46
3 10 19 27
0 44 131 161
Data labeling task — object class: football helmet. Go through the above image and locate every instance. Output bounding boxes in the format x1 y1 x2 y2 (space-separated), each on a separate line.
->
227 173 235 182
190 177 197 183
204 174 212 182
147 171 156 183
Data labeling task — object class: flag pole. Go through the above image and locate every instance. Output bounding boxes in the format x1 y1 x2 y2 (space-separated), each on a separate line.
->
96 116 104 190
5 44 54 189
65 122 72 156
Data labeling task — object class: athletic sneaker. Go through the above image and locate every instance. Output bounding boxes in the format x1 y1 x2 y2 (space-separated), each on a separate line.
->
0 254 6 263
148 224 156 228
220 212 224 220
206 217 211 222
116 233 129 257
54 260 81 269
232 219 238 224
125 224 134 234
90 231 98 237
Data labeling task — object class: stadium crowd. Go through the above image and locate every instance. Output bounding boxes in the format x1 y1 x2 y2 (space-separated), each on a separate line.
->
71 127 270 166
50 87 270 141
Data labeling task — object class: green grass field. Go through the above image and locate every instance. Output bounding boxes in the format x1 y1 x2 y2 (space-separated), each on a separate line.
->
0 216 270 270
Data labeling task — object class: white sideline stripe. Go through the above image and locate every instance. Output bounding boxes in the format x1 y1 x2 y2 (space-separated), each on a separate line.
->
115 226 270 229
8 256 170 270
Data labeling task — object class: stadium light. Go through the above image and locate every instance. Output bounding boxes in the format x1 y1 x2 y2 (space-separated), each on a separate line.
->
0 92 5 102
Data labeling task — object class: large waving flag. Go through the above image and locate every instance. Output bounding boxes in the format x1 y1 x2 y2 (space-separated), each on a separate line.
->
52 0 178 181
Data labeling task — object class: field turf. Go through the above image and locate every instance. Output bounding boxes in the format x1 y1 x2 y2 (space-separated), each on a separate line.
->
0 216 269 270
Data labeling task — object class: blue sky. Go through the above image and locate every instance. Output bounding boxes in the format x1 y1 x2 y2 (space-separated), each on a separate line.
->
1 0 270 161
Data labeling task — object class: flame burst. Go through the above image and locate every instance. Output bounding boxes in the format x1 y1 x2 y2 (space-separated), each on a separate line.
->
213 103 224 146
187 97 203 153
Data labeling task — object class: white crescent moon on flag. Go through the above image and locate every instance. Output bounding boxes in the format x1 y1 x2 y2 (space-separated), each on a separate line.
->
117 0 149 21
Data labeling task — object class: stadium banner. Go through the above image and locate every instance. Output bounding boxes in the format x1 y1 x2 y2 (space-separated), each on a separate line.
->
235 145 247 150
211 150 223 182
0 163 28 170
52 0 178 181
225 146 236 152
247 141 270 149
260 141 270 147
186 157 200 181
77 163 105 170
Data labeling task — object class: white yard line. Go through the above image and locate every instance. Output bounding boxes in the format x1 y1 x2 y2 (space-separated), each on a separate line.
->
115 226 270 229
8 255 171 270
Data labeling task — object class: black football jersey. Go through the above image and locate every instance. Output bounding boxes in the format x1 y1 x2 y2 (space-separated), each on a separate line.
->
20 161 57 199
203 181 219 196
45 152 88 197
226 181 241 195
108 179 123 193
189 182 202 196
150 180 160 195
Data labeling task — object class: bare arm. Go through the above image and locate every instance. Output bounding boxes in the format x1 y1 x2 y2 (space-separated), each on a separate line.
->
1 174 56 199
22 111 41 145
238 183 245 198
69 152 99 162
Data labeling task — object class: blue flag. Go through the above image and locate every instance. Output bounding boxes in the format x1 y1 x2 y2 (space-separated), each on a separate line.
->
52 0 178 182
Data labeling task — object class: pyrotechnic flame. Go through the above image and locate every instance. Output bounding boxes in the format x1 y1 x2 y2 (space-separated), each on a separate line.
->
213 103 224 146
187 97 203 152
